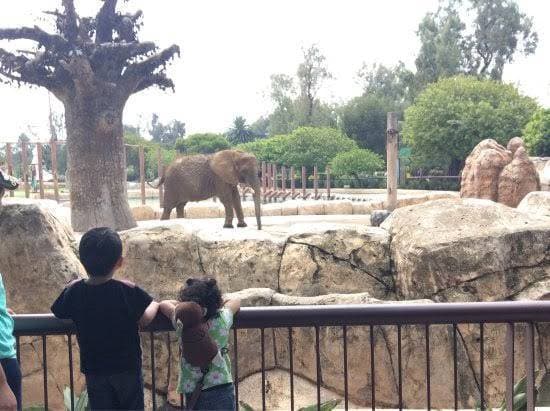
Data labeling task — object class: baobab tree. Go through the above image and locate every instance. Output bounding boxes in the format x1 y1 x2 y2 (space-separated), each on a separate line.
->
0 0 179 231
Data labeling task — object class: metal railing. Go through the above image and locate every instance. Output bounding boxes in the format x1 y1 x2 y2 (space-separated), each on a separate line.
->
13 301 550 410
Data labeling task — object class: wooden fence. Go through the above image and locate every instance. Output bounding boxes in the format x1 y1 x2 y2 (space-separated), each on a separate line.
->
1 141 336 208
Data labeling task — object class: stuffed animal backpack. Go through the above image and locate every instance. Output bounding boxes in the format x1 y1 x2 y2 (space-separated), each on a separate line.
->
175 301 221 410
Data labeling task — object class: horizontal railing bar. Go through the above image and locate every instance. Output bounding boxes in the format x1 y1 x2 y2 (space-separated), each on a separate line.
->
13 301 550 335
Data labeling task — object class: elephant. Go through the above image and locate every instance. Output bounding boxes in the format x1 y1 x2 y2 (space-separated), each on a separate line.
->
0 170 19 205
152 150 262 229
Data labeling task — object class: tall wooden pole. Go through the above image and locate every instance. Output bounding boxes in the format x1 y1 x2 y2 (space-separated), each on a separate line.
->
37 143 45 199
313 165 319 199
50 141 59 202
386 112 399 211
139 145 146 206
157 147 164 208
301 166 307 198
6 143 14 197
21 141 29 198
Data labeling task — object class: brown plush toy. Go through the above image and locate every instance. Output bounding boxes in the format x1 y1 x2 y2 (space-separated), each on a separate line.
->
174 301 218 369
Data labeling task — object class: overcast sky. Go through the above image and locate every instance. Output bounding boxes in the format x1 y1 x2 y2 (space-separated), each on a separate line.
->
0 0 549 142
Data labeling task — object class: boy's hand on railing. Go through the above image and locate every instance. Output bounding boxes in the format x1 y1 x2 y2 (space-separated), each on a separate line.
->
6 308 14 316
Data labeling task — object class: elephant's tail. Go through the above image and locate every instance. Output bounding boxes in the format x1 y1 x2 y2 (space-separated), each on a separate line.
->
147 175 165 189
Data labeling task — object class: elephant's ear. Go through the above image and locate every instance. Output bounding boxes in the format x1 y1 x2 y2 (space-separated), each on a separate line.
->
210 150 239 185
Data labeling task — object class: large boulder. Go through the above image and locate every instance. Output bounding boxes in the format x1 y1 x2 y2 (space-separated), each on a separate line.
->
518 191 550 218
0 204 86 409
460 138 540 207
381 198 550 302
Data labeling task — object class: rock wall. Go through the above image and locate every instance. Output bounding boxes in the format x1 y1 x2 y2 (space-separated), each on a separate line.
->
2 197 550 409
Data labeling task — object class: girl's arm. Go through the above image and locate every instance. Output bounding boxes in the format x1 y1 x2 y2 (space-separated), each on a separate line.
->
139 301 159 328
224 299 241 315
159 300 177 319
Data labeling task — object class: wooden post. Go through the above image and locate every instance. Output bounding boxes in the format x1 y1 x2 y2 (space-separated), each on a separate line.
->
313 165 319 200
157 146 164 208
326 166 331 200
272 164 277 191
6 143 14 197
261 161 267 192
281 166 286 192
37 143 45 199
50 141 59 202
387 112 399 211
21 141 29 198
139 145 146 206
290 166 295 197
301 166 307 198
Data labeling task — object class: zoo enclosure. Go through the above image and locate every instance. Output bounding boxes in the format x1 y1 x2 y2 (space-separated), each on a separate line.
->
13 301 549 411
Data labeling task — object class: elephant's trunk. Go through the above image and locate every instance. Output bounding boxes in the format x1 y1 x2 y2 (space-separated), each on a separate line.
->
253 183 262 230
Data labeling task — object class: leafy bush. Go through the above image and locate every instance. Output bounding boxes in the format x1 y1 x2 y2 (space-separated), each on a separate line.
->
403 75 538 174
523 109 550 156
175 133 231 154
330 149 385 178
238 127 357 170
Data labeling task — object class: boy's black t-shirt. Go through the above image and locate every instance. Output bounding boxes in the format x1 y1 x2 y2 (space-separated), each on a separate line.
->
51 279 153 375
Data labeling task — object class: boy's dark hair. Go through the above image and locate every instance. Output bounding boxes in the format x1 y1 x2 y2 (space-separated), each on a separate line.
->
178 278 223 321
79 227 122 277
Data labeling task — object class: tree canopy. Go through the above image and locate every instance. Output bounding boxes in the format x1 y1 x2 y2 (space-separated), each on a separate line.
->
403 75 538 174
523 109 550 157
226 116 255 144
330 149 385 178
175 133 230 154
149 113 185 147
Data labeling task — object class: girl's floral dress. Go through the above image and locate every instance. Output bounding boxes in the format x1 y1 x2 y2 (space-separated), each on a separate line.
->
175 308 234 394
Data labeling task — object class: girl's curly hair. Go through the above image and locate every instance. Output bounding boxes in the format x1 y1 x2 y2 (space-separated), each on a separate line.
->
178 278 223 321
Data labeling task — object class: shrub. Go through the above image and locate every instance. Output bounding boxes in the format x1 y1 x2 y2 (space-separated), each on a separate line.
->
523 109 550 156
175 133 231 155
330 149 385 178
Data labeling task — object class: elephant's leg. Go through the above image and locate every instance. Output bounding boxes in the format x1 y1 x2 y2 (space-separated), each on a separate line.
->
160 206 173 220
176 202 186 218
219 194 234 228
232 187 247 228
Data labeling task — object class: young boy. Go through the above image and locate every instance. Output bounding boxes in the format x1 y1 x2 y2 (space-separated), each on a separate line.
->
51 227 159 410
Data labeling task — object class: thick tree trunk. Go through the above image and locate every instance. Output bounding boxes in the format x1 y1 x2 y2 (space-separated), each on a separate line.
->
65 92 136 232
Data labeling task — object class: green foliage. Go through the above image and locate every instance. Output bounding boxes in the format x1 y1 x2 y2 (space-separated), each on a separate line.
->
523 109 550 156
149 113 186 147
283 127 357 169
176 133 231 154
124 126 177 181
357 62 416 105
403 75 538 173
237 134 292 164
415 0 538 85
339 94 400 155
238 127 357 170
226 116 255 144
330 149 384 178
64 387 89 411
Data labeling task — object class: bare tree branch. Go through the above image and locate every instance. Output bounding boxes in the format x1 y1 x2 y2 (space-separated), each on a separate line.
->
96 0 118 44
61 0 79 44
91 41 156 64
0 26 69 51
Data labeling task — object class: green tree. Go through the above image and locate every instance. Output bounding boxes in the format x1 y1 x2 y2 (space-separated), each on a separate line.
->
330 149 385 181
415 0 538 85
226 116 255 144
403 75 538 174
523 109 550 156
339 94 400 155
236 134 292 164
249 117 270 139
175 133 230 154
282 127 357 169
296 44 332 125
267 74 297 135
149 113 186 147
357 62 416 104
